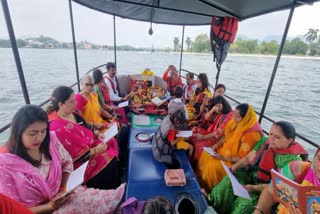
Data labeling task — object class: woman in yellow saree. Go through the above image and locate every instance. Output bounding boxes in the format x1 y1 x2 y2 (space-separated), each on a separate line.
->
75 75 115 133
187 73 212 120
197 103 263 191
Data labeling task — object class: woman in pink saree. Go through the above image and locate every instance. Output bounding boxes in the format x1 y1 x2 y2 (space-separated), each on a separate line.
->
0 104 125 213
48 86 121 190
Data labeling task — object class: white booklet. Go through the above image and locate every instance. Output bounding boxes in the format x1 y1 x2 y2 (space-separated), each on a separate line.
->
203 147 217 157
151 97 167 106
118 101 129 108
221 161 251 200
176 130 193 138
66 161 89 192
103 123 118 143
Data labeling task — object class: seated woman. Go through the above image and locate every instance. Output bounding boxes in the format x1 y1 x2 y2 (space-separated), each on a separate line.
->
197 103 262 191
92 69 128 125
206 121 308 214
254 147 316 214
191 96 233 160
0 105 125 213
162 65 183 96
48 86 120 190
199 83 226 115
75 75 114 132
187 73 212 120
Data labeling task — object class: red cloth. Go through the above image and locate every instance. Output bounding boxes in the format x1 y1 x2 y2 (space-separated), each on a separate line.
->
167 130 175 142
0 193 33 214
257 141 308 183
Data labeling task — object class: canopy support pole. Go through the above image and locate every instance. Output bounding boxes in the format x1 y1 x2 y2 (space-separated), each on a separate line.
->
113 15 117 66
179 25 185 76
1 0 30 104
68 0 81 92
259 3 296 123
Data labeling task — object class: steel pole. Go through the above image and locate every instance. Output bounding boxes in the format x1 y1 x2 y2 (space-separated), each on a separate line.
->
259 3 296 123
1 0 30 104
113 15 117 66
179 25 185 76
68 0 81 92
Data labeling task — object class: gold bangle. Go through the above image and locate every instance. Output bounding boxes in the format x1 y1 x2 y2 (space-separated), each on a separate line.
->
92 147 98 156
260 184 264 191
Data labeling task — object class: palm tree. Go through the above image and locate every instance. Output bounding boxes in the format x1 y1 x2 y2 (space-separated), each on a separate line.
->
305 28 319 55
173 37 180 52
186 37 192 52
305 28 319 43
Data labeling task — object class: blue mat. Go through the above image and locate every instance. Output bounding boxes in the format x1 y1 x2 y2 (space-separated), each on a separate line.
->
125 178 208 213
127 148 195 182
128 127 157 149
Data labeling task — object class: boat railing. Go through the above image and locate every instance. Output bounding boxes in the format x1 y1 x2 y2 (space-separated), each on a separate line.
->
180 68 318 148
0 66 318 149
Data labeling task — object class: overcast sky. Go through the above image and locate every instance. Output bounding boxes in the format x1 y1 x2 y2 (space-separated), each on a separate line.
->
1 0 320 48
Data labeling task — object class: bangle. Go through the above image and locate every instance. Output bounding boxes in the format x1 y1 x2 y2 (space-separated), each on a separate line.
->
51 200 58 211
254 206 264 214
260 184 264 191
93 147 98 156
239 160 244 168
59 185 67 192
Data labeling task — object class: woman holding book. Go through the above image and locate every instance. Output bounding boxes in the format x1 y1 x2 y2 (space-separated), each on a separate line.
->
205 121 308 214
48 86 121 190
0 104 125 213
254 145 320 214
196 103 263 191
191 96 233 160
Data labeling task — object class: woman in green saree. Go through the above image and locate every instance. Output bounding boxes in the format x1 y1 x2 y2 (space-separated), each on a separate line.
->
205 121 308 214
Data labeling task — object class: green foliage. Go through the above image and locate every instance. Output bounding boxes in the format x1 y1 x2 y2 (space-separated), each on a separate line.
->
192 33 210 53
185 37 192 52
283 38 308 55
230 38 258 53
173 37 180 52
259 40 279 55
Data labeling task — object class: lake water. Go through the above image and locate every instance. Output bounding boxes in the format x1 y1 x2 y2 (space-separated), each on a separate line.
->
0 48 319 155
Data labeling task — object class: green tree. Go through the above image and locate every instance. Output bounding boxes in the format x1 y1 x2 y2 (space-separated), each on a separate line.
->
283 38 308 55
192 33 210 53
305 28 319 55
305 28 319 43
185 37 192 52
259 40 279 55
173 37 180 52
0 39 11 48
231 38 258 53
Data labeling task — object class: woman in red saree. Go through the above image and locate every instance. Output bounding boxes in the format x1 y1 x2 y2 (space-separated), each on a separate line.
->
47 86 120 190
191 96 233 160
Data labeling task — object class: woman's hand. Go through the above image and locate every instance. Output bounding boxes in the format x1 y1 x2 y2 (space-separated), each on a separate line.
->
97 134 104 142
94 123 105 130
196 133 205 140
50 192 73 210
230 164 239 173
244 184 260 192
288 203 302 214
95 142 108 155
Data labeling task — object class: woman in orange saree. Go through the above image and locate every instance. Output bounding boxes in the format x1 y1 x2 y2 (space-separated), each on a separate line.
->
197 103 263 191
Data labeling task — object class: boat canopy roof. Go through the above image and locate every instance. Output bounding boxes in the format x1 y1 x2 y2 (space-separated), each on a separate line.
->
73 0 319 25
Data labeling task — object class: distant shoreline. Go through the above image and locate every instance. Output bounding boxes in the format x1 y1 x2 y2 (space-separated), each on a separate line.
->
1 47 320 59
